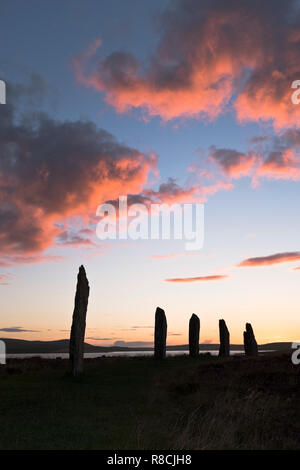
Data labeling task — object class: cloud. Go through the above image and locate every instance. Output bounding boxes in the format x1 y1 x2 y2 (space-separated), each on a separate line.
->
86 337 114 341
165 274 228 282
0 274 10 285
206 130 300 186
113 340 153 348
152 252 202 259
209 147 258 179
143 177 201 203
107 175 233 215
4 79 236 265
74 0 300 128
56 229 95 247
238 251 300 267
144 176 232 203
255 148 300 182
0 326 40 332
131 326 153 329
121 326 153 332
0 254 63 267
0 80 157 264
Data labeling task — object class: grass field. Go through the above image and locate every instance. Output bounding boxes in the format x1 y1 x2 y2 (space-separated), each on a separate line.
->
0 352 299 450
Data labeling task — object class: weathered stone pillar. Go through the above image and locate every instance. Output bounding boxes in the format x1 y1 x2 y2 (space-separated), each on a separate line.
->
189 314 200 357
219 319 230 357
243 330 249 355
243 322 258 356
69 265 90 375
154 307 167 359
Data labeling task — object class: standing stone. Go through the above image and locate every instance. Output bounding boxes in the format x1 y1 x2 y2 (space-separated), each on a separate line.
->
243 331 249 355
243 322 258 356
219 319 230 357
154 307 167 359
189 314 200 357
69 265 90 375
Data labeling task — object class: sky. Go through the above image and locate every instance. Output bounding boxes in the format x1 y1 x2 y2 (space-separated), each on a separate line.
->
0 0 300 347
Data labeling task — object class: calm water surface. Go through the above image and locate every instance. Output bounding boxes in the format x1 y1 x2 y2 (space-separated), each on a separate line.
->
6 350 251 359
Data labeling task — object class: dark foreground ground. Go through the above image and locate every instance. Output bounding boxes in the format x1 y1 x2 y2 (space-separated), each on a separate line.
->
0 352 299 450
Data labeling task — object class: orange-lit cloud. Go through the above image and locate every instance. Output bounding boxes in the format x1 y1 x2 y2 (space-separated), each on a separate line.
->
238 251 300 267
152 253 202 259
235 68 300 130
209 147 258 179
207 131 300 186
143 177 232 204
0 274 10 286
165 275 228 282
255 148 300 182
74 0 300 128
0 326 40 332
1 82 238 268
0 81 157 264
0 254 63 267
56 229 95 247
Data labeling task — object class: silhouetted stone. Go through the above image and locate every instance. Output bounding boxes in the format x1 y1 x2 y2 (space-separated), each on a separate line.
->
219 319 230 357
154 307 167 359
189 314 200 357
69 265 90 375
243 322 258 356
243 331 249 355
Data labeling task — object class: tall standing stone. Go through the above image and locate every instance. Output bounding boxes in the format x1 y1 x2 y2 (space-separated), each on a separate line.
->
69 265 90 375
243 322 258 356
219 319 230 357
189 314 200 357
243 331 249 355
154 307 167 359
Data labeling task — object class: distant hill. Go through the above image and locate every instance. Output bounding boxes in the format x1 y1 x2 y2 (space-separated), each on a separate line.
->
0 338 293 354
0 338 132 354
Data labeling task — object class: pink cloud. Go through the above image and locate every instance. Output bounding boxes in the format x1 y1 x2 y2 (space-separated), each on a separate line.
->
0 274 10 286
73 1 300 129
0 254 63 267
0 86 157 264
209 147 258 179
238 251 300 267
152 253 202 259
255 149 300 182
206 132 300 187
165 275 229 282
